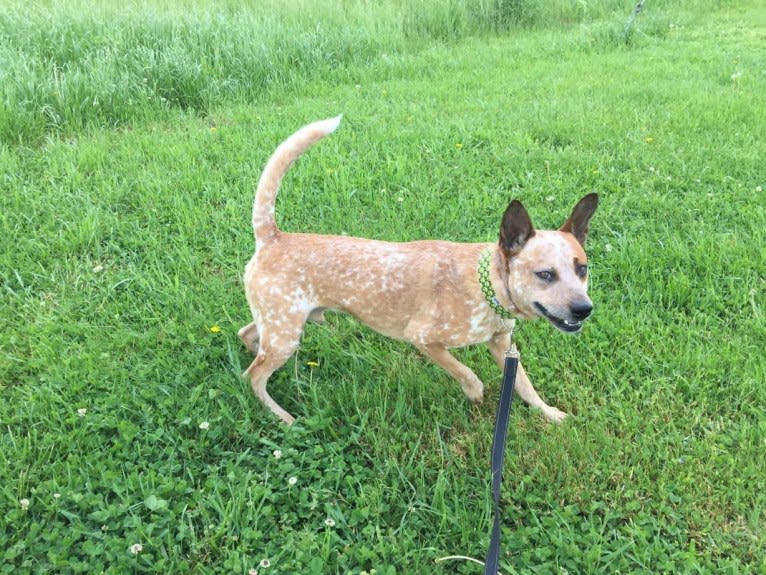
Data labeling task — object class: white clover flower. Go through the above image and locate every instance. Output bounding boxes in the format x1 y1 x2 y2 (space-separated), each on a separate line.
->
199 421 210 430
259 558 271 568
324 518 336 527
248 570 259 575
53 493 61 500
130 543 143 554
287 476 297 486
77 408 87 417
19 498 30 510
272 449 282 459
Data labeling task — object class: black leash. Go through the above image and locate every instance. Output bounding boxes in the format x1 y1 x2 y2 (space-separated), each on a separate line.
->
484 341 519 575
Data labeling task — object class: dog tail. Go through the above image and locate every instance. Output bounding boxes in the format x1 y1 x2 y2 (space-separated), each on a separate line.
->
253 115 342 242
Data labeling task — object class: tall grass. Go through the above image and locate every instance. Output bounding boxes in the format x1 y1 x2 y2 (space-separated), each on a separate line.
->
0 0 719 145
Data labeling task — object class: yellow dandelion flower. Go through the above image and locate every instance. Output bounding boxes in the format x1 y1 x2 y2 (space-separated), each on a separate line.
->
455 143 463 149
306 361 319 368
209 325 222 333
645 136 654 143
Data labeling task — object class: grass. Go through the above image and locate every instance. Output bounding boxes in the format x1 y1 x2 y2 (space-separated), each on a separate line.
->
1 0 765 573
0 0 718 145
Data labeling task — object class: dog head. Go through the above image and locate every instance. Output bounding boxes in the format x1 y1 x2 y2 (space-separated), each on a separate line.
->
499 193 599 333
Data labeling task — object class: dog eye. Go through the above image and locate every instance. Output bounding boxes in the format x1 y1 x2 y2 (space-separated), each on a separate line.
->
535 270 555 282
576 264 588 278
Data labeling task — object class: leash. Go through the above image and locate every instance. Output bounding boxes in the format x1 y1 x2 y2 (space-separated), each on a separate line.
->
484 334 519 575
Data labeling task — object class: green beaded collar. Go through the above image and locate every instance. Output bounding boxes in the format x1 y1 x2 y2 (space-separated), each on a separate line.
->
478 249 515 320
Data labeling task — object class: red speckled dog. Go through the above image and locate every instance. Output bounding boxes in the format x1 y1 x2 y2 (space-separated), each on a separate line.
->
239 116 598 425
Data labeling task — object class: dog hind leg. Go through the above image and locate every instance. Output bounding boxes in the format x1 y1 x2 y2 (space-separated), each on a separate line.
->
243 320 306 425
238 322 260 353
307 308 327 323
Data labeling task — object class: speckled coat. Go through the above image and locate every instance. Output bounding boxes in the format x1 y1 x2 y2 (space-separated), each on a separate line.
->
240 116 598 425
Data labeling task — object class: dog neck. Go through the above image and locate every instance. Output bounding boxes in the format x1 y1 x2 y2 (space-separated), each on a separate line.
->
479 248 518 320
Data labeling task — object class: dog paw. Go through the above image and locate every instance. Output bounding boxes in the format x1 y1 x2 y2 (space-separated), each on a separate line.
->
307 309 327 324
462 384 484 403
238 322 260 353
280 412 296 426
542 407 568 423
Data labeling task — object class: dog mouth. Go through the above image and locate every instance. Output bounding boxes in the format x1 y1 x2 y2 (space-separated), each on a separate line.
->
534 302 583 333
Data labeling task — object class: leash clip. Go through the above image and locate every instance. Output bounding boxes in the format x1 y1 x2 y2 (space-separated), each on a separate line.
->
504 320 520 359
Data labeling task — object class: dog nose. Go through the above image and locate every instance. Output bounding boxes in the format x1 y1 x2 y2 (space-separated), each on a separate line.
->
570 302 593 321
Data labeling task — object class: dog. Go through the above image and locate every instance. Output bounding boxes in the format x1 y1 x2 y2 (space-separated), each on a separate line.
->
239 116 598 425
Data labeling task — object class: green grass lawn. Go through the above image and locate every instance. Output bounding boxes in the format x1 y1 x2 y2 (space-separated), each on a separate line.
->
1 1 765 573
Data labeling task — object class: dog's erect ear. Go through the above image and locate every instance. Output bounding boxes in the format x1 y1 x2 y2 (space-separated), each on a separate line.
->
560 193 599 246
499 200 536 258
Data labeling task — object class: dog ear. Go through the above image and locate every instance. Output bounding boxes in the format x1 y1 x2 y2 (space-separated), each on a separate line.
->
499 200 536 257
560 193 598 246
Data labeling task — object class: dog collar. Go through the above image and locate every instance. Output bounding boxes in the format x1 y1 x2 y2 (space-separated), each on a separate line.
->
478 249 515 320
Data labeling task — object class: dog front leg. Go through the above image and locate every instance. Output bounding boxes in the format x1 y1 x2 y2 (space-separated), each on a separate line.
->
415 343 484 403
487 333 567 423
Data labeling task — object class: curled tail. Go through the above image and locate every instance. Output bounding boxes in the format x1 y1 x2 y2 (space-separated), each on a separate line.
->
253 115 342 243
